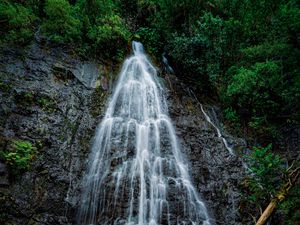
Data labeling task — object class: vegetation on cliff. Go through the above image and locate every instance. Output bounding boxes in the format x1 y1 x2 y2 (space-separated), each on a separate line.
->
1 0 299 141
0 140 36 173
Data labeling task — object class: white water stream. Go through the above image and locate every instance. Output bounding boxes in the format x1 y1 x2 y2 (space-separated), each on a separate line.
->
77 42 212 225
191 91 235 156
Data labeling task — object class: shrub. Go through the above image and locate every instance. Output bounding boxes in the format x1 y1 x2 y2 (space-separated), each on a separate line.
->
87 14 131 60
1 140 37 172
223 61 284 139
167 33 209 88
224 107 240 124
245 144 284 203
167 12 225 91
135 27 163 56
279 186 300 225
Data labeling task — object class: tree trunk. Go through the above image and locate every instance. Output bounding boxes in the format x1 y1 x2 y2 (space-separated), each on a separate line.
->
255 199 278 225
255 166 300 225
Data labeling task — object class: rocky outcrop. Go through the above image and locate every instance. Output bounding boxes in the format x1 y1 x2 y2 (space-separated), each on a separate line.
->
0 40 112 224
0 161 9 188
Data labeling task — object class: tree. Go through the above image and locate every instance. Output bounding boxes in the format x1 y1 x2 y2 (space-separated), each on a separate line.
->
0 1 36 45
41 0 82 43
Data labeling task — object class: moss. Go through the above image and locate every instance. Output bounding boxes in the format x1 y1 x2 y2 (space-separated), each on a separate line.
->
79 127 95 155
90 85 107 118
0 72 13 94
36 97 57 112
0 80 12 93
60 117 81 145
14 91 57 112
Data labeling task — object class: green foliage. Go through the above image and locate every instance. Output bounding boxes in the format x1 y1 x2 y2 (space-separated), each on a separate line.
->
71 0 131 60
167 33 207 85
244 144 300 223
14 91 35 106
41 0 82 43
194 13 225 87
226 62 281 109
154 0 204 34
165 12 226 91
224 107 240 124
245 144 284 203
1 140 37 172
0 1 36 45
135 27 163 56
76 0 115 21
87 14 130 60
36 97 57 112
279 186 300 225
130 0 300 144
241 42 289 64
223 61 287 138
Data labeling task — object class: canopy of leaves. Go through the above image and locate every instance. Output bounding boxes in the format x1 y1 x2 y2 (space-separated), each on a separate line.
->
41 0 82 43
0 1 36 45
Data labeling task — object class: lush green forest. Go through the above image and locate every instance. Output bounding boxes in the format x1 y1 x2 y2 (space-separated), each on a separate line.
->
1 0 299 224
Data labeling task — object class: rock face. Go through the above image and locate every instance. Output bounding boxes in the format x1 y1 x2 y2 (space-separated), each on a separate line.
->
0 41 248 225
164 74 248 225
0 41 111 224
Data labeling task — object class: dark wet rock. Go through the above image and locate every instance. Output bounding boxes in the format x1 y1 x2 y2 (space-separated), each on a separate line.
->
51 61 100 89
0 161 9 187
0 40 113 224
72 62 100 88
165 74 249 225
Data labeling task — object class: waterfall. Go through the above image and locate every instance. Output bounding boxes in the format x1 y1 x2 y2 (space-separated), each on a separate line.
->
77 42 212 225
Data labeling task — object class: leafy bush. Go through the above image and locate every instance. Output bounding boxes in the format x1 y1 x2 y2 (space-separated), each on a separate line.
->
223 61 284 138
241 42 289 64
167 33 208 87
73 0 131 59
244 145 300 224
1 140 37 172
279 186 300 225
135 27 163 56
154 0 204 34
167 12 225 91
245 144 284 203
224 107 240 124
41 0 82 43
87 14 131 60
0 1 35 45
14 91 57 112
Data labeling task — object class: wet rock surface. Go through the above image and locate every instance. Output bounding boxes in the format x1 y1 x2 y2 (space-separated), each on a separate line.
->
0 41 111 224
165 74 248 225
1 41 249 225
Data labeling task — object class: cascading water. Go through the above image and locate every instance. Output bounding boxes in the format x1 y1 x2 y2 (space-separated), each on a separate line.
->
186 89 234 156
77 42 212 225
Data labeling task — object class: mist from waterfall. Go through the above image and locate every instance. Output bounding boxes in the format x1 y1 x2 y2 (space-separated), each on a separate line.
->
77 42 212 225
